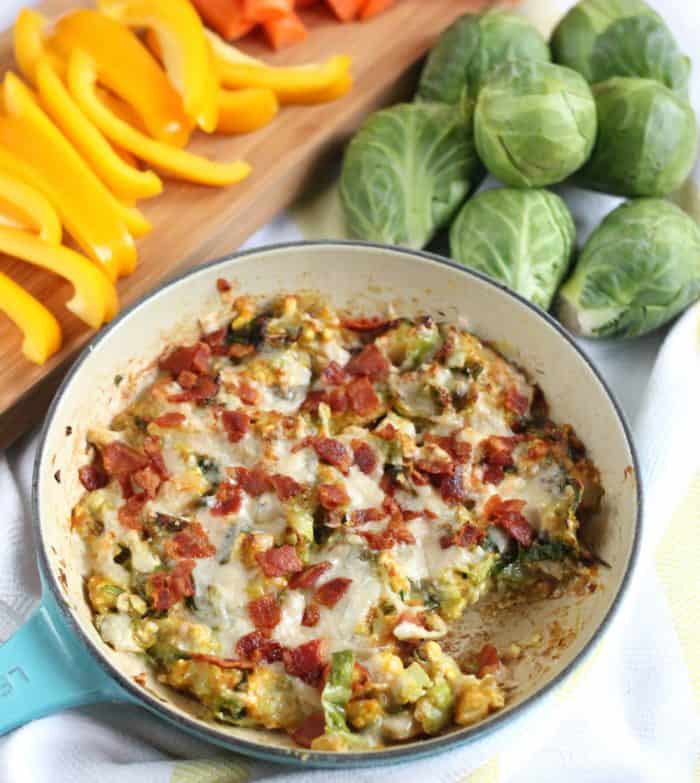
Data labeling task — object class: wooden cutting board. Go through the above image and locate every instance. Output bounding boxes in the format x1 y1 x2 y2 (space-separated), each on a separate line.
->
0 0 509 448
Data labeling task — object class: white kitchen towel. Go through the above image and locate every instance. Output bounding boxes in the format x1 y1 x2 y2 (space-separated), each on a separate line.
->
1 0 700 781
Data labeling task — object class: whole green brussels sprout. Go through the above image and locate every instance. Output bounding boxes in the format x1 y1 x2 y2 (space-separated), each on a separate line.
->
558 198 700 338
474 60 597 188
579 77 697 197
449 188 575 309
551 0 690 96
416 10 551 104
340 103 482 249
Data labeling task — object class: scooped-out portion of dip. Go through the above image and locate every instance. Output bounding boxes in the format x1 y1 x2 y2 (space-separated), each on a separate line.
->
72 283 602 750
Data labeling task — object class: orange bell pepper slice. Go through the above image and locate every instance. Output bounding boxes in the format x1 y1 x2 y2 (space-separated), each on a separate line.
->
0 226 118 329
0 73 138 281
98 0 219 133
34 55 163 202
50 9 191 148
0 171 61 244
68 50 251 187
0 271 62 365
216 87 278 134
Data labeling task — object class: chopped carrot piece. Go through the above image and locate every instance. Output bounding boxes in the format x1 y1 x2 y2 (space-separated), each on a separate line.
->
294 0 319 7
244 0 293 22
263 11 308 49
359 0 395 19
191 0 256 41
326 0 362 22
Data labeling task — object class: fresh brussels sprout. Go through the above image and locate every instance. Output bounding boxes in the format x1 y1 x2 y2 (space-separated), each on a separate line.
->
551 0 690 96
416 10 551 104
449 188 576 309
578 77 697 197
340 102 482 248
474 61 597 188
558 198 700 338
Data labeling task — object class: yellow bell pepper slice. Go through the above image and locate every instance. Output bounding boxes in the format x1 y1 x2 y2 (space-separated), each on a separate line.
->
50 9 190 148
0 226 118 328
68 50 251 187
0 171 61 244
97 87 149 135
99 0 218 132
35 55 163 202
216 87 278 135
0 271 62 365
13 9 46 85
0 73 136 281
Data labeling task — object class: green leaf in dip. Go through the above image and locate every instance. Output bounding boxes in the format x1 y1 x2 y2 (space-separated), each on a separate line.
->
474 60 597 188
578 77 697 198
551 0 690 96
557 198 700 338
449 188 575 310
340 103 482 249
322 650 355 734
416 10 551 104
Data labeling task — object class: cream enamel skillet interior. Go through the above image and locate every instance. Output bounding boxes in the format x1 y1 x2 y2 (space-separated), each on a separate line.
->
22 242 640 766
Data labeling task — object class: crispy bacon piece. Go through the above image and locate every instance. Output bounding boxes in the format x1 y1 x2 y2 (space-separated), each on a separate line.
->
480 435 523 485
153 412 186 428
341 315 391 332
476 644 500 677
505 386 529 416
346 376 381 416
361 529 395 550
312 437 352 474
314 577 352 608
237 380 260 406
288 561 332 590
78 462 108 491
177 370 197 389
168 374 219 404
216 277 231 292
439 464 469 505
374 422 398 440
300 390 326 414
321 361 348 386
302 604 320 627
441 523 484 549
283 639 328 686
345 343 390 381
248 594 281 631
144 436 169 479
222 410 250 443
101 442 149 478
290 712 325 748
117 493 147 529
318 482 350 510
229 343 255 360
202 327 228 356
483 495 533 547
352 440 378 475
349 507 384 525
234 465 272 496
131 466 162 499
165 522 215 560
256 544 303 578
148 560 195 611
415 455 454 475
328 387 348 414
190 653 253 670
269 474 304 501
235 630 284 663
211 481 242 516
159 342 211 376
424 433 472 463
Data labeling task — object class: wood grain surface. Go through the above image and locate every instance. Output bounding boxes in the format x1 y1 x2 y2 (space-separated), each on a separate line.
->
0 0 507 447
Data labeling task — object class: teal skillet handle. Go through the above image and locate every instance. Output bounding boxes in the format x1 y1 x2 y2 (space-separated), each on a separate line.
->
0 592 131 735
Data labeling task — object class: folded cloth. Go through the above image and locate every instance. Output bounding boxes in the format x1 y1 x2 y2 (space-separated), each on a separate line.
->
1 0 699 780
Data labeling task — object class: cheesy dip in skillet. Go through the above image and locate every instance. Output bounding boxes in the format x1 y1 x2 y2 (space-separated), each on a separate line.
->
72 283 602 750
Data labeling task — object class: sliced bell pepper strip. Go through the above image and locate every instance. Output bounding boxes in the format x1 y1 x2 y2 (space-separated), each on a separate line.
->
68 50 251 187
0 171 61 244
0 270 62 365
0 226 118 328
0 73 136 281
13 8 46 85
216 87 278 134
35 55 163 202
50 9 190 148
98 0 218 132
97 87 149 135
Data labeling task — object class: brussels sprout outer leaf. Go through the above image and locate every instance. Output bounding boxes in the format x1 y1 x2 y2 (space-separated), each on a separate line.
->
416 10 550 104
449 188 575 310
550 0 662 83
321 649 355 734
557 198 700 338
340 103 482 248
474 61 596 188
579 77 697 197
